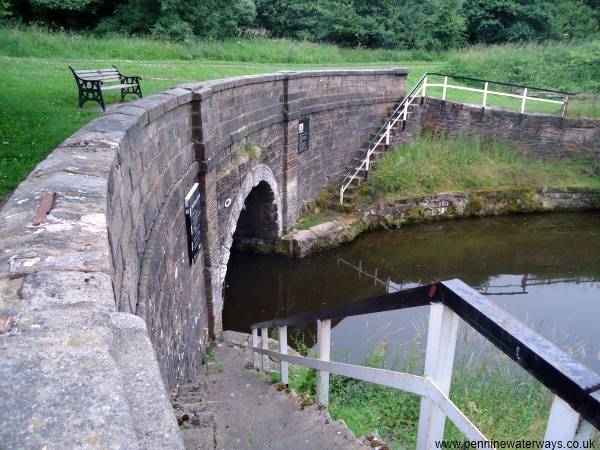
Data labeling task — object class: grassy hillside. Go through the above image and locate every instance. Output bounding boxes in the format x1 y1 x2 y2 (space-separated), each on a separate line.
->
0 25 440 64
1 25 599 203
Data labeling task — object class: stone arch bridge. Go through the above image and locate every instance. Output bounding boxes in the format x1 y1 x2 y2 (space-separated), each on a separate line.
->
0 69 409 448
3 68 600 448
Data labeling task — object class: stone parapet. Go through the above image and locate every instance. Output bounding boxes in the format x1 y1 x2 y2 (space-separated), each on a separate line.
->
0 68 409 448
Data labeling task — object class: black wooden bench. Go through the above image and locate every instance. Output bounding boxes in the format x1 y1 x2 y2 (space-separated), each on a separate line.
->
69 65 142 111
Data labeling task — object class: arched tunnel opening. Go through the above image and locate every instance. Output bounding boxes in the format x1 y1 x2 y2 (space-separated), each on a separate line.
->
231 180 280 251
223 180 281 330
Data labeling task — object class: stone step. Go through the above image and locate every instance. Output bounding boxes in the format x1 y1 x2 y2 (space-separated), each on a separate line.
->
171 331 365 450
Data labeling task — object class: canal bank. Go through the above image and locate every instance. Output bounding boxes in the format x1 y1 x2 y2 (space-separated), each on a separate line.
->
280 186 600 258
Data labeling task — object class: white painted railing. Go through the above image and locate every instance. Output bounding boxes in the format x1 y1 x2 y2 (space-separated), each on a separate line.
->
338 73 428 206
250 280 598 449
423 73 571 116
338 73 574 206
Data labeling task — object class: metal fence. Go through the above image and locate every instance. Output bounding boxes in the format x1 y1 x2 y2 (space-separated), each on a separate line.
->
338 73 576 206
250 279 599 448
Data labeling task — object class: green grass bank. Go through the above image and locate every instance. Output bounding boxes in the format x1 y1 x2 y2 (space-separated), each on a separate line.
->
1 25 600 202
364 134 600 204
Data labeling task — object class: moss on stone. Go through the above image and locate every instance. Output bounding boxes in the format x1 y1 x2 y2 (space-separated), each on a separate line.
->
466 195 484 216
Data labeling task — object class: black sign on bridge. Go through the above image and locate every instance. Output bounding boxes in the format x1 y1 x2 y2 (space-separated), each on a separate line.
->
185 183 202 264
298 117 310 154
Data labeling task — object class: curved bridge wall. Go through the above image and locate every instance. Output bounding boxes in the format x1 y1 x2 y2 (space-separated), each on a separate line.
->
0 69 409 419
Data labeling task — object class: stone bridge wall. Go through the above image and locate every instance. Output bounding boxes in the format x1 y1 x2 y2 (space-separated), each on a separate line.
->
191 70 408 341
0 69 408 448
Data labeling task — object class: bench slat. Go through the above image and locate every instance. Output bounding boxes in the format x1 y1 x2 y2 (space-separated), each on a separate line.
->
79 75 121 81
74 68 118 74
101 84 137 90
76 71 119 76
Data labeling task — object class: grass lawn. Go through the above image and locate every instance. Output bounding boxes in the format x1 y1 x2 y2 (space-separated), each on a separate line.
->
1 27 600 203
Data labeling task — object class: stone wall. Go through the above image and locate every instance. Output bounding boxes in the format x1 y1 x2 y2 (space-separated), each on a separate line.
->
0 69 408 448
103 95 210 392
287 71 408 204
187 69 409 335
420 97 600 162
0 92 190 448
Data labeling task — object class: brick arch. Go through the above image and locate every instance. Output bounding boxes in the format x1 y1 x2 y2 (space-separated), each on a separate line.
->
218 164 283 286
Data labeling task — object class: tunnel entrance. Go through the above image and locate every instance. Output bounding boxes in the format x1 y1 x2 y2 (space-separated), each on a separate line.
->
231 180 280 251
223 180 282 331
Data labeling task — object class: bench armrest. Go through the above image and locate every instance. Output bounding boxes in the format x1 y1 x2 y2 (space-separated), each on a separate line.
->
121 75 142 84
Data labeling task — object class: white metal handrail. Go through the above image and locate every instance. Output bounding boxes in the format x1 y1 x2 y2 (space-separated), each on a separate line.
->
250 280 598 449
338 73 428 206
338 73 574 206
424 74 570 115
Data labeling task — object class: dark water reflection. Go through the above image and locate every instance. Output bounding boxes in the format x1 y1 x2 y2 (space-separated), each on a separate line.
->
224 211 600 371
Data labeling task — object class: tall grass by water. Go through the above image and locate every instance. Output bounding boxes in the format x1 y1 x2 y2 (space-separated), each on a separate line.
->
281 328 555 449
368 134 600 201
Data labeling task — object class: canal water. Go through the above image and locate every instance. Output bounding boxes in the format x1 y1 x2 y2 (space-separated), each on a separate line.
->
224 211 600 372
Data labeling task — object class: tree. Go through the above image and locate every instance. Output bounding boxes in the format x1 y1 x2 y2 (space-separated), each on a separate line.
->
463 0 555 44
97 0 257 40
549 0 600 39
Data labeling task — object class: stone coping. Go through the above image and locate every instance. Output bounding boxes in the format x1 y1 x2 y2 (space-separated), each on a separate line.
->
179 67 408 98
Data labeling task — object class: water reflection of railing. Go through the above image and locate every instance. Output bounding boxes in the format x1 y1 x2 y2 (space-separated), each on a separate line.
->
337 256 598 296
250 278 600 448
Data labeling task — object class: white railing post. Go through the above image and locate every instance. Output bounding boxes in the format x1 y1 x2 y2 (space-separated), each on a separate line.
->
442 76 448 100
561 95 570 118
339 186 344 205
521 88 528 114
385 122 391 146
422 75 428 98
365 152 370 171
278 325 289 385
544 396 580 444
252 328 260 371
261 327 269 372
482 81 489 108
317 319 331 407
403 103 408 121
417 302 460 450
